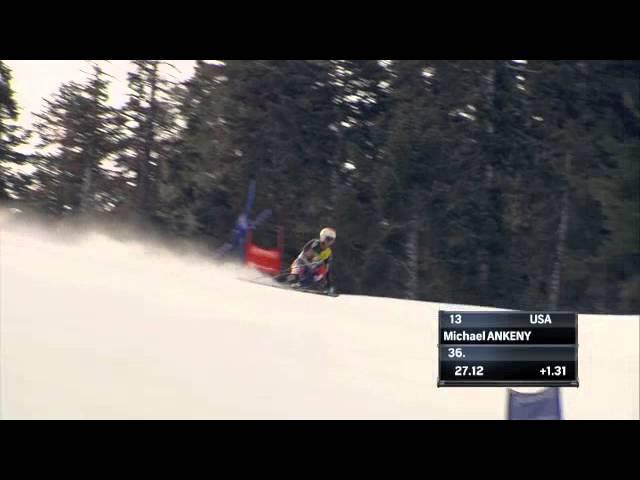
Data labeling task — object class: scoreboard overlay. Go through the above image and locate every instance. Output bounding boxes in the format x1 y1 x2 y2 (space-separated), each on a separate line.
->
438 311 579 387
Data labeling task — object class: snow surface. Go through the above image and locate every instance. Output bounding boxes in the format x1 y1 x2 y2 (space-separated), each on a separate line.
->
1 214 638 419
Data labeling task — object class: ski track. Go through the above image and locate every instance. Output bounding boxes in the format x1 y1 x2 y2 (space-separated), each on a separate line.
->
1 216 638 419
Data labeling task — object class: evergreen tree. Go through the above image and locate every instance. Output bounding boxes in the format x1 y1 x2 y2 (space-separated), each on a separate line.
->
117 60 181 224
327 60 392 293
156 60 230 237
30 63 121 216
0 61 29 202
219 60 338 253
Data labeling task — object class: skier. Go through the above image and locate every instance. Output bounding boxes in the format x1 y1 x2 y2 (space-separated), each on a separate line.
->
276 227 336 293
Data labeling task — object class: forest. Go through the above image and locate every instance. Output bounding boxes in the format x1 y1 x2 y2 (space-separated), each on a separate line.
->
1 60 638 313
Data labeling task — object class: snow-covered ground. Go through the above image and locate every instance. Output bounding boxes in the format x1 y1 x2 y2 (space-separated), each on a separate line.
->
1 214 638 419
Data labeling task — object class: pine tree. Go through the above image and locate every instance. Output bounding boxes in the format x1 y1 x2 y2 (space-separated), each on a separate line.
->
521 60 640 312
30 62 121 216
219 60 338 253
161 60 232 238
0 61 29 202
117 60 181 224
326 60 391 293
570 60 640 313
373 60 447 299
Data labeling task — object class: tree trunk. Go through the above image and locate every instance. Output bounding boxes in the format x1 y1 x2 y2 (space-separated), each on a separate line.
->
330 123 343 215
79 155 94 214
548 154 572 309
405 190 421 300
478 61 498 295
137 62 159 219
405 218 419 300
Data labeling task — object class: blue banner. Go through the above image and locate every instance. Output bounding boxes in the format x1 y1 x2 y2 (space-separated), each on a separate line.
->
507 388 563 420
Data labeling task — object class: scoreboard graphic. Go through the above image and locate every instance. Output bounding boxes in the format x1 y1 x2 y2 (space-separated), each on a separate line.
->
438 311 579 387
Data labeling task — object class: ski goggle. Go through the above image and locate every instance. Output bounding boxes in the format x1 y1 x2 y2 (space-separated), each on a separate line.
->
322 236 335 245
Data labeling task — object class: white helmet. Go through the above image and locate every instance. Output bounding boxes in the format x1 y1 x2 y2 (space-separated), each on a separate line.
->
320 227 336 245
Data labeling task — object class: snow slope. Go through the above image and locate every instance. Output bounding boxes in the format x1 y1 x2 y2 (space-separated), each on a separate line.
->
1 216 638 419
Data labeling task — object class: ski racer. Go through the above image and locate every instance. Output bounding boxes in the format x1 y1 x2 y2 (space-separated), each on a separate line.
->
277 227 336 292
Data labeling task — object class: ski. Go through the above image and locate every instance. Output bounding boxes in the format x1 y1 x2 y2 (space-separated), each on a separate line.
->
242 278 339 297
292 286 340 297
